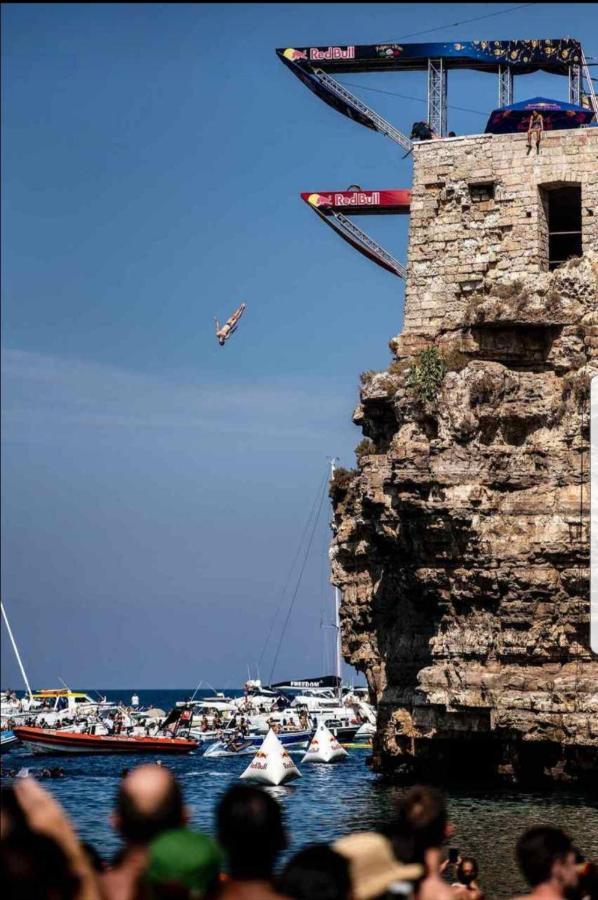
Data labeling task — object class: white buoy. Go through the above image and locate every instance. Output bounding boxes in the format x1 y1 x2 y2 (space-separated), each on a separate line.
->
240 729 301 786
302 723 348 764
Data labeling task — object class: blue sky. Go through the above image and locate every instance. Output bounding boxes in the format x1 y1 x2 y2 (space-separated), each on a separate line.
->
2 3 596 688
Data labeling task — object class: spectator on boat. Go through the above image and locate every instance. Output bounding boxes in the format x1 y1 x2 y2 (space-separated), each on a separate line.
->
385 785 455 900
278 843 352 900
226 732 246 753
452 857 483 900
103 764 188 900
201 715 210 732
215 784 288 900
513 827 578 900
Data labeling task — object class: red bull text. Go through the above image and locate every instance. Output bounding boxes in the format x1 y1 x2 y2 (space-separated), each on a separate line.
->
309 46 356 62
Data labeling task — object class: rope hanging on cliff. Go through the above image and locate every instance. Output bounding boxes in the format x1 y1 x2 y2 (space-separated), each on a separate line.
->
257 467 329 678
268 467 329 684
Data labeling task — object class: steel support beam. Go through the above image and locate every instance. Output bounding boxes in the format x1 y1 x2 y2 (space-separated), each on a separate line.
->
569 63 581 105
498 65 514 107
427 58 447 137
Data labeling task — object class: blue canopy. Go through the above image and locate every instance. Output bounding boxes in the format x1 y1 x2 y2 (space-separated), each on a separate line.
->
485 96 594 134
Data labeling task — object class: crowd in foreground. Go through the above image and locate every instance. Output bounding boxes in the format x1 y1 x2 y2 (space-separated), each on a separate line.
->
1 765 596 900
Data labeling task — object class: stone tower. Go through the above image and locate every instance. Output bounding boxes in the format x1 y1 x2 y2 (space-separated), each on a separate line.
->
330 128 598 785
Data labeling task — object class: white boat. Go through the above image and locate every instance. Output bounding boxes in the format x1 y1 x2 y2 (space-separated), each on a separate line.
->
1 689 117 728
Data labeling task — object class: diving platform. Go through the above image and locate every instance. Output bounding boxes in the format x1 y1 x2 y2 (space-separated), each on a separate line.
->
301 189 411 278
278 38 595 138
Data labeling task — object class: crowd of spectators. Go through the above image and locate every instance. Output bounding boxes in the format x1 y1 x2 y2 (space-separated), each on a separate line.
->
1 766 595 900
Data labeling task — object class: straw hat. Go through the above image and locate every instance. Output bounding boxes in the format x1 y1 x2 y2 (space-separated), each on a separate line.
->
333 832 423 900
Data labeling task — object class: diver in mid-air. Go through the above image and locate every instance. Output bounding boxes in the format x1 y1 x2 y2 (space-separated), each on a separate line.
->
215 302 246 346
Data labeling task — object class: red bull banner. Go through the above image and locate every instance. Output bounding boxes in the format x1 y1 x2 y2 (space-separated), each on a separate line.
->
277 39 581 75
301 190 411 215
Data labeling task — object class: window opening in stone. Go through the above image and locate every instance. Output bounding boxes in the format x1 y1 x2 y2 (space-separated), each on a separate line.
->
469 182 495 202
542 185 582 270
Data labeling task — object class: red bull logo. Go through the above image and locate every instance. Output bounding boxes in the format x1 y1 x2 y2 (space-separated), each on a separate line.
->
309 46 355 62
334 192 380 206
283 48 308 62
307 193 333 208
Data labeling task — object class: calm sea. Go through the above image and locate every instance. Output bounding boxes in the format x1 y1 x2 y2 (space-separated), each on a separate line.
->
3 689 597 899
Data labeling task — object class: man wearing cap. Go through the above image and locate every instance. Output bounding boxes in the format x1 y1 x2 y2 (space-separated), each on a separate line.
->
144 829 223 899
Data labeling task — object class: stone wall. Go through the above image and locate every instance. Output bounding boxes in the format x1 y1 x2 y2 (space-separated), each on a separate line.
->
402 129 597 339
331 128 598 786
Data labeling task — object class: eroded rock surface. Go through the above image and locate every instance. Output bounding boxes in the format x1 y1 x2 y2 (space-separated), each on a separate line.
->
331 176 598 785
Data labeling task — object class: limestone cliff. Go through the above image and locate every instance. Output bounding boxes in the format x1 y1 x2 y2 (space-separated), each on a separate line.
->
331 130 598 786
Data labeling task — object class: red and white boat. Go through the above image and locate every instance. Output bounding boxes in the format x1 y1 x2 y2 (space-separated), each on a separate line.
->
13 726 198 756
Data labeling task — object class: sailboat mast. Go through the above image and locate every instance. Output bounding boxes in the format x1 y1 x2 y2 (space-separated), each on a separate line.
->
329 458 343 702
1 600 33 699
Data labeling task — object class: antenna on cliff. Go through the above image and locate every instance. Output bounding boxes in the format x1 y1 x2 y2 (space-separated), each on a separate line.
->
329 457 343 702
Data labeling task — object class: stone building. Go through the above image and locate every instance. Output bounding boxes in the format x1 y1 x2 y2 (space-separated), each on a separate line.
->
331 127 598 785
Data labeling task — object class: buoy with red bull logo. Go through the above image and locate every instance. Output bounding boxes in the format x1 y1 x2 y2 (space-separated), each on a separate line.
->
302 723 348 764
240 729 302 786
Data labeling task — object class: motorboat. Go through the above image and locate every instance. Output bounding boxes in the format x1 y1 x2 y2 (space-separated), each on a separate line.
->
13 726 198 755
203 727 311 758
1 689 115 727
1 729 19 752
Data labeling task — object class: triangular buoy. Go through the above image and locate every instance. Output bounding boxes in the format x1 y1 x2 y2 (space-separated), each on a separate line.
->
240 729 301 785
302 723 348 764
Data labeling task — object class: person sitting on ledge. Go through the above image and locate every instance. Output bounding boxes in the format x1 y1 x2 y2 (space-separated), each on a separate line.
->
526 110 544 155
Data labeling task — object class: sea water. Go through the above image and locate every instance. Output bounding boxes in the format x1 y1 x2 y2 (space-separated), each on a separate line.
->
3 689 597 899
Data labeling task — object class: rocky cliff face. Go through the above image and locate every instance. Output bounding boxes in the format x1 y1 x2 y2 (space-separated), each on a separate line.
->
331 131 598 786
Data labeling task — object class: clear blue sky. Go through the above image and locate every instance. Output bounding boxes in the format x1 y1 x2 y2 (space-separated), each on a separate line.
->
2 3 596 688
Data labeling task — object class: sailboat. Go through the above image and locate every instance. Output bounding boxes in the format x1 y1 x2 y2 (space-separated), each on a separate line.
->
251 459 375 744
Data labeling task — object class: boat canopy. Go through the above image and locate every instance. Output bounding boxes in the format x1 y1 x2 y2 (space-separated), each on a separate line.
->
271 675 341 691
34 690 90 698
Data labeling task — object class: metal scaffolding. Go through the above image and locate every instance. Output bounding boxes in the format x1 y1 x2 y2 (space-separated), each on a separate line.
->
312 69 413 151
427 58 447 136
569 63 581 105
498 65 514 107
